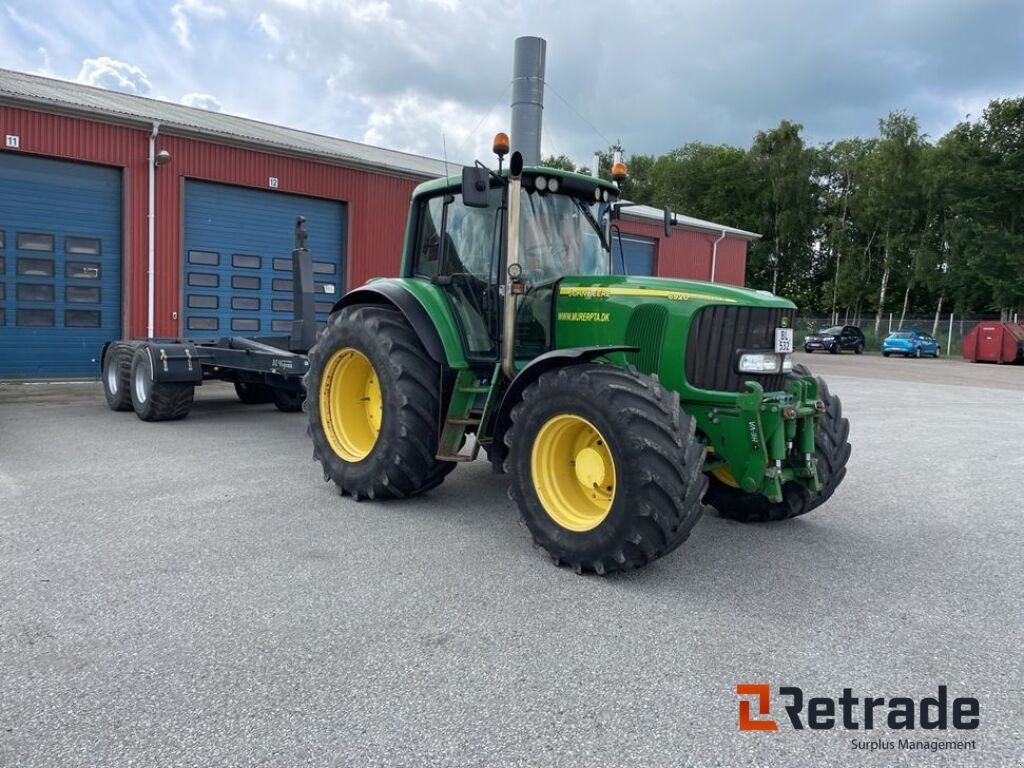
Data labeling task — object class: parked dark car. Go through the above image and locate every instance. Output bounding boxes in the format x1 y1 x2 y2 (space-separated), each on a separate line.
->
804 325 865 354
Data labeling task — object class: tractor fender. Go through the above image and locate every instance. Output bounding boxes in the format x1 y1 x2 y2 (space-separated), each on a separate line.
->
331 283 450 366
490 345 637 461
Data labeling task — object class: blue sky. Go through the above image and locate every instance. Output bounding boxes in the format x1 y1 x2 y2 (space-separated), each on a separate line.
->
2 0 1022 164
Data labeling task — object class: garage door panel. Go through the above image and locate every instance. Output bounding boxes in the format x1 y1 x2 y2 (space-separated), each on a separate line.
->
612 234 656 276
183 181 344 338
0 152 121 379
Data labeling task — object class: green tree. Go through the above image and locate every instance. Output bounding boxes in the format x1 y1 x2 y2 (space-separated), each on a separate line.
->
748 121 817 301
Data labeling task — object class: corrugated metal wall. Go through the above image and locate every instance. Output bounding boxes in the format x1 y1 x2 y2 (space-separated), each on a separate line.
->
1 105 421 339
618 216 748 286
1 103 749 347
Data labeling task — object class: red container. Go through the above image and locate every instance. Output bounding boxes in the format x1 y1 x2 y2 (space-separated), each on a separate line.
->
961 323 1024 364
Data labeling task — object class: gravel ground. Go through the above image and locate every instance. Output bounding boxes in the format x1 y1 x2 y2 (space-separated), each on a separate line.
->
1 358 1021 767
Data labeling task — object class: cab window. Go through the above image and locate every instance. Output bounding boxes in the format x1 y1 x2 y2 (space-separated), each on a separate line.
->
412 189 502 281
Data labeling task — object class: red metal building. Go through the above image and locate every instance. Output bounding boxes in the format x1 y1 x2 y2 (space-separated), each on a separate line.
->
0 68 756 379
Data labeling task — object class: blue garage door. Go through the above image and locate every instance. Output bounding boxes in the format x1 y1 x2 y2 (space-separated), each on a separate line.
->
612 233 656 276
183 181 345 337
0 152 122 379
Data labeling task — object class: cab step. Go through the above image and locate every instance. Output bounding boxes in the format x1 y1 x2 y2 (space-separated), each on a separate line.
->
436 364 501 463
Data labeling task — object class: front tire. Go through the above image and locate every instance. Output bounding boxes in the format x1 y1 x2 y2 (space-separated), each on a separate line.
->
129 347 194 421
829 343 839 354
305 305 455 500
506 364 706 575
914 347 922 358
706 364 850 523
102 341 135 411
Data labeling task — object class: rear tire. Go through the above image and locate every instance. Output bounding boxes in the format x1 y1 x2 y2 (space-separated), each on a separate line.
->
706 363 850 523
506 364 706 575
102 341 135 411
129 347 194 422
914 347 922 358
234 382 273 404
854 342 864 354
271 387 304 412
883 351 891 357
306 305 455 500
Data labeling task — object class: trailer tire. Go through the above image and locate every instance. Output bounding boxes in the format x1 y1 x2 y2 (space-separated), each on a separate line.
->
271 387 305 412
707 364 850 523
306 305 455 500
129 347 195 422
102 341 136 411
506 364 706 575
234 382 273 404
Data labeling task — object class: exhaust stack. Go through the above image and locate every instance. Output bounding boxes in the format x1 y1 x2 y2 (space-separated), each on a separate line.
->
510 36 546 166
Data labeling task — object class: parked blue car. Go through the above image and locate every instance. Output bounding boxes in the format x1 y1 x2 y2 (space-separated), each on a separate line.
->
881 330 941 358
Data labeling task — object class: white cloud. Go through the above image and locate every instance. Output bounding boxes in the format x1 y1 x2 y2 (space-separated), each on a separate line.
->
172 0 226 51
76 56 152 94
362 93 505 163
255 12 280 40
180 92 223 111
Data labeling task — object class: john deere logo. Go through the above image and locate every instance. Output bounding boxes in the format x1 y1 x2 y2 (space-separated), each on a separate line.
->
781 317 790 328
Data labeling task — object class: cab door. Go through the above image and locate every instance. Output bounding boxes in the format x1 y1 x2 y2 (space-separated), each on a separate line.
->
409 190 502 362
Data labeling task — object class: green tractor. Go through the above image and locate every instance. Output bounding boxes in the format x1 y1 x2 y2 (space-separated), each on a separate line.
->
305 144 851 574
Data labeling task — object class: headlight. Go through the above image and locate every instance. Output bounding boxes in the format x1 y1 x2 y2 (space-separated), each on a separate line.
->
737 352 788 374
781 354 793 373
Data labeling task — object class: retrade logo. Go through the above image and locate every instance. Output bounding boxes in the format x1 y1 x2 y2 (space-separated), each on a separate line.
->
736 684 979 732
737 684 778 731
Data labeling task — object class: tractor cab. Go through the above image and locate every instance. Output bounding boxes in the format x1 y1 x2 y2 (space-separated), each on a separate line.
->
401 138 630 372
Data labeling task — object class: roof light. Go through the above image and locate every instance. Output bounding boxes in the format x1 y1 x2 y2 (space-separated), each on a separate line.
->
547 176 559 193
535 176 547 191
611 161 628 183
493 132 510 157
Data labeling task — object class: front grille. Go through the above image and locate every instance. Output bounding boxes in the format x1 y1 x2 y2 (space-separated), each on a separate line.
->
685 305 796 393
625 304 669 375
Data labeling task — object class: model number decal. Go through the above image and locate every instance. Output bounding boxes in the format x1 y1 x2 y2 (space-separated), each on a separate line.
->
559 286 737 303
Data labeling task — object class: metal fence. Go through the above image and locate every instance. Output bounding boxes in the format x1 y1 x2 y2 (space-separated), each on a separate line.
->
795 315 995 355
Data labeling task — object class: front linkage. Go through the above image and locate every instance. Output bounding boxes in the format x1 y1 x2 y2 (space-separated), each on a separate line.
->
695 374 824 503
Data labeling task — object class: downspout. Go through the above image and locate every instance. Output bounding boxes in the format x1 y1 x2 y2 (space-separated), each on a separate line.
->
710 229 726 283
147 121 159 337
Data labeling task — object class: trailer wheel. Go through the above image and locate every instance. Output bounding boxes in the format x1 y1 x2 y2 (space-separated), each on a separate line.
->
102 341 136 411
506 364 706 575
707 364 850 523
129 347 195 422
271 387 305 412
306 305 455 500
234 382 273 404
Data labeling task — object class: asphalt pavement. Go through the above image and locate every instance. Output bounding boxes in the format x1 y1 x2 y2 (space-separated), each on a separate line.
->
1 357 1021 767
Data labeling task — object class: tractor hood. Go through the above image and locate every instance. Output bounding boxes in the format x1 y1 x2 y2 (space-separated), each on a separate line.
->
555 274 796 311
551 274 797 400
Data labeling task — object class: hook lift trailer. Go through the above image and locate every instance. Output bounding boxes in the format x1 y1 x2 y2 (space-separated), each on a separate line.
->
100 217 315 421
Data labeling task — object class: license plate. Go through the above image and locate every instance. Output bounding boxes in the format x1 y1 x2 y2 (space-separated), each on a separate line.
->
775 328 794 353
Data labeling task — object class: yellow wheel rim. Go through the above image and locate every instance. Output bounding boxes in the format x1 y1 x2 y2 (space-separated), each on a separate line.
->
531 414 616 532
318 348 382 462
712 465 741 488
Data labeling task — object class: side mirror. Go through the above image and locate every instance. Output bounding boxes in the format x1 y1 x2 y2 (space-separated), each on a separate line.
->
663 208 674 238
461 166 490 208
